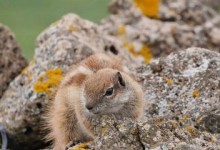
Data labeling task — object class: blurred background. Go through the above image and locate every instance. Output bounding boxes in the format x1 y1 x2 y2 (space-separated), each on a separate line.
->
0 0 110 60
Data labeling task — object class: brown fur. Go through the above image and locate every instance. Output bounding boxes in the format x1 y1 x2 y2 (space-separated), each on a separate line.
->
45 53 144 150
64 73 87 86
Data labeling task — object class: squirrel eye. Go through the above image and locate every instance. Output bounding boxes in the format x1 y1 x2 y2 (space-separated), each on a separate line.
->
104 87 114 96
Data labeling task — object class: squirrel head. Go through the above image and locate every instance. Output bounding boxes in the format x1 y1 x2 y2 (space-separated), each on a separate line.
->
83 68 135 115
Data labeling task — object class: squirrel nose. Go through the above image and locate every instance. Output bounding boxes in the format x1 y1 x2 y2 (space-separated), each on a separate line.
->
86 105 93 110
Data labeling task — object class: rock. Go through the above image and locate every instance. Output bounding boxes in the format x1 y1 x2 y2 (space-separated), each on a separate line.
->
100 0 220 62
0 14 136 150
69 48 220 150
160 0 219 25
138 47 220 149
85 116 143 150
0 24 27 98
1 1 220 149
200 0 220 11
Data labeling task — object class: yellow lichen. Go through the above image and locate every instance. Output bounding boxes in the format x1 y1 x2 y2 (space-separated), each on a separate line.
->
68 25 77 32
155 118 164 125
117 25 126 35
192 89 199 98
101 125 109 135
69 143 90 150
195 117 201 124
34 68 63 94
134 0 160 18
166 78 173 85
124 41 153 63
182 114 189 120
170 120 178 127
186 126 197 136
130 128 138 135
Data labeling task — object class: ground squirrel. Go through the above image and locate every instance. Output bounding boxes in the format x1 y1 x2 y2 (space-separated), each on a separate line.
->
45 53 144 150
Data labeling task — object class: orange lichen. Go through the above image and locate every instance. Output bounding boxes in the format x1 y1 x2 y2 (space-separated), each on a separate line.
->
34 68 63 94
68 25 77 32
195 117 201 124
192 89 199 98
117 25 126 35
123 41 153 63
155 118 164 125
134 0 160 18
186 126 197 136
130 128 138 135
166 78 173 85
69 143 90 150
182 114 189 120
101 125 108 135
170 120 178 127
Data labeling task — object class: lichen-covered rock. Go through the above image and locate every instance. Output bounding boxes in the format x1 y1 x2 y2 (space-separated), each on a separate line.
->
67 116 143 150
1 1 220 149
109 0 220 26
0 24 27 98
69 48 220 150
89 116 142 150
0 14 136 150
160 0 219 25
101 0 220 62
142 48 220 120
140 48 220 149
200 0 220 11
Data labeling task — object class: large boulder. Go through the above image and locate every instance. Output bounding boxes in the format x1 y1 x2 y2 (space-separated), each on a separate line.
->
200 0 220 10
70 47 220 150
160 0 219 25
1 0 220 149
100 0 220 62
0 14 136 150
0 24 27 98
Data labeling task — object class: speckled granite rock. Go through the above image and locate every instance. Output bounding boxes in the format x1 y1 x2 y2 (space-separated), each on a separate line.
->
200 0 220 10
69 47 220 150
1 1 220 149
80 116 143 150
0 24 27 98
139 47 220 149
160 0 219 25
101 0 220 61
0 14 136 150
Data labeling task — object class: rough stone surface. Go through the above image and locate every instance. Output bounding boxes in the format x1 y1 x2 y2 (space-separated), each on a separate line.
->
0 24 27 98
0 14 136 150
1 0 220 149
101 0 220 61
200 0 220 10
160 0 219 25
70 48 220 150
88 116 143 150
139 47 220 149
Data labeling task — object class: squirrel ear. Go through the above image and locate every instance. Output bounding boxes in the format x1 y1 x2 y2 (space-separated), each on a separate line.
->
115 72 126 87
